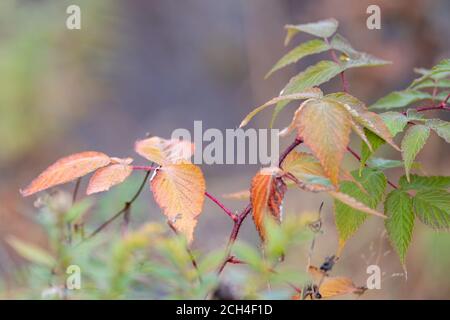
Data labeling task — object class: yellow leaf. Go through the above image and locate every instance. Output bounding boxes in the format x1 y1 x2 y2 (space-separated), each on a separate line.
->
86 158 134 195
250 167 287 240
151 163 205 243
135 136 194 165
328 191 386 218
282 99 352 185
239 88 323 128
21 152 111 197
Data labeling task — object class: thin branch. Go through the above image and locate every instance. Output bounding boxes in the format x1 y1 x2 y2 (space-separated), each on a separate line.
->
325 37 349 92
205 192 237 221
346 146 398 189
167 221 202 283
132 165 157 171
83 170 151 241
279 137 303 167
72 177 82 204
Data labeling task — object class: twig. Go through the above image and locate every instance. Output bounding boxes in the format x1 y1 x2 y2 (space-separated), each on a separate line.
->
72 177 82 204
346 146 398 189
83 170 151 241
205 192 237 221
325 37 349 92
167 221 202 283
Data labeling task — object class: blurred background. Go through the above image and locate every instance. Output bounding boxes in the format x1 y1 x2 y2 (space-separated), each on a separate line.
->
0 0 449 299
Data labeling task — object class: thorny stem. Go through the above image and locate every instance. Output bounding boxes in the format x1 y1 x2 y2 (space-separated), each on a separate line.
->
346 146 398 189
83 170 151 241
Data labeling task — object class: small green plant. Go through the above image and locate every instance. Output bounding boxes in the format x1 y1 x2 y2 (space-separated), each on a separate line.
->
9 18 450 300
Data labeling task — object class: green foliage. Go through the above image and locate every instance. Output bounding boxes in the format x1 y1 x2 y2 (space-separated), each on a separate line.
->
384 190 414 265
334 168 386 242
401 125 430 181
413 190 450 230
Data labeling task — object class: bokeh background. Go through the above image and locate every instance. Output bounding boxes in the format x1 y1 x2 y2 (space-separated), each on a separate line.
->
1 0 449 299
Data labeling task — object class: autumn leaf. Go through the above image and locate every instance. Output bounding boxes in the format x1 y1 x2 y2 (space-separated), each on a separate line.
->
21 152 111 197
86 158 134 195
250 167 287 240
151 163 205 243
239 88 323 128
329 191 386 218
308 266 366 299
222 190 250 200
135 136 194 165
281 98 352 185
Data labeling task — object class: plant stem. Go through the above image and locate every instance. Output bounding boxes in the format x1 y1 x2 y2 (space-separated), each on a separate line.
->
325 37 349 92
83 170 151 241
217 138 304 275
205 192 237 221
346 146 398 189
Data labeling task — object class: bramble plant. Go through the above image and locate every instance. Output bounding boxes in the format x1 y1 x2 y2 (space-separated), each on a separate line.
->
13 18 450 300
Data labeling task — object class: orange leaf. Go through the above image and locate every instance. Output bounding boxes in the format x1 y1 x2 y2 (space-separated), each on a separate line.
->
222 190 251 200
135 136 194 165
86 158 134 195
281 99 352 185
21 152 111 197
151 163 205 243
250 167 287 240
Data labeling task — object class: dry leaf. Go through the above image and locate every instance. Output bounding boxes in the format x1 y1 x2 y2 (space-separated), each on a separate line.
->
86 158 134 195
135 136 194 165
282 99 352 186
21 152 111 197
222 190 251 200
151 163 205 243
250 167 287 240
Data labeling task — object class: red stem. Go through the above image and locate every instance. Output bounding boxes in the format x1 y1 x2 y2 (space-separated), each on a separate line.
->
205 192 237 222
325 37 349 93
132 165 158 171
346 146 398 189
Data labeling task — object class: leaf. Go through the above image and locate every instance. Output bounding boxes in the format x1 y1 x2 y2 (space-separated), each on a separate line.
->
384 190 414 265
379 112 408 137
272 61 342 127
333 168 387 242
284 18 338 45
426 119 450 143
6 236 55 267
399 174 450 191
308 266 365 298
325 93 399 150
351 120 373 152
21 152 111 197
282 99 351 185
222 190 250 200
135 136 194 165
151 163 206 243
266 39 330 78
281 151 350 192
250 167 287 240
329 191 386 218
409 59 450 88
411 78 450 91
239 88 323 128
360 129 386 169
86 158 134 195
370 90 431 110
401 125 430 181
413 189 450 230
367 158 403 170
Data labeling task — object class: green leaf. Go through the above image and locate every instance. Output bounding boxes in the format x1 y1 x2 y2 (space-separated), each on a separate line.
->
266 39 330 78
401 125 430 181
426 119 450 143
384 190 414 265
413 189 450 230
284 18 338 45
370 90 431 110
271 60 342 126
379 112 408 137
410 78 450 90
409 59 450 88
334 168 386 242
6 236 55 267
360 129 386 169
367 158 403 170
330 33 358 56
399 175 450 191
